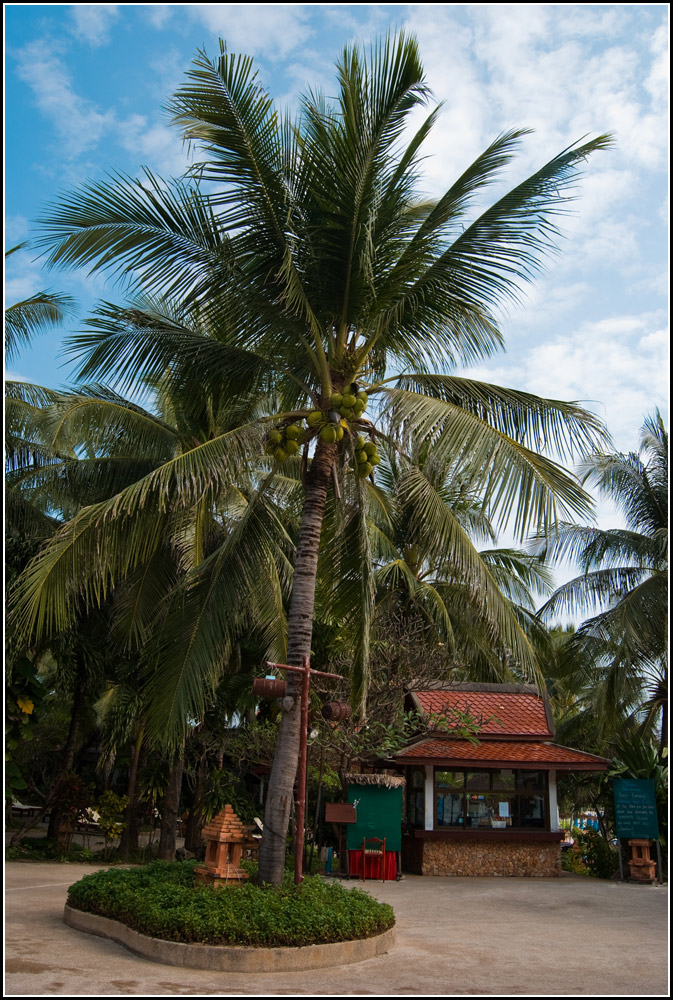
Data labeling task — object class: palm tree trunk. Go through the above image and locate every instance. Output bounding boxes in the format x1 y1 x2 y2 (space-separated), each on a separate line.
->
184 750 208 855
118 727 144 861
46 666 86 841
258 438 336 885
11 667 84 846
158 750 184 861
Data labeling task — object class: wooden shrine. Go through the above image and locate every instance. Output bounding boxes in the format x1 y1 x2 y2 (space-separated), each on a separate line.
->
627 838 657 883
194 805 257 888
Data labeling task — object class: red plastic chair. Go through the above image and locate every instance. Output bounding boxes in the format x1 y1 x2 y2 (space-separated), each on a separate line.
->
361 836 386 881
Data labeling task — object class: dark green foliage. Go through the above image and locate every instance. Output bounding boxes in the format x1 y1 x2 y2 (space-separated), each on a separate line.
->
202 768 256 825
561 826 618 879
66 860 395 946
5 654 45 802
580 828 619 879
6 837 95 863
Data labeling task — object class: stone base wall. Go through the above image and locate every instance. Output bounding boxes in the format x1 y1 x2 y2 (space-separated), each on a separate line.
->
403 837 561 877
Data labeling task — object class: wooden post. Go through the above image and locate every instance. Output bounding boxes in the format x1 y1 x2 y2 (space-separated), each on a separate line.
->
261 659 344 888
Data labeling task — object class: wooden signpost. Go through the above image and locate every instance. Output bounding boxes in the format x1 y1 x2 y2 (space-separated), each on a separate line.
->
257 657 346 885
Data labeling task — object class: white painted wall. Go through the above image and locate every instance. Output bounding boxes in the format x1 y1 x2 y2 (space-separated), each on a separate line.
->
424 765 434 830
549 770 560 831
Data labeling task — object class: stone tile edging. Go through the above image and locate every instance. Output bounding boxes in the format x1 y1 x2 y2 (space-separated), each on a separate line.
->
63 904 395 971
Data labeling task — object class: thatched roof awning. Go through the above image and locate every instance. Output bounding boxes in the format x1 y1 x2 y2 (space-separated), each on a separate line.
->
345 772 406 789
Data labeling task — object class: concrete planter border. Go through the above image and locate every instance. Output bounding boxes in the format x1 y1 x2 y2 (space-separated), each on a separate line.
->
63 904 395 972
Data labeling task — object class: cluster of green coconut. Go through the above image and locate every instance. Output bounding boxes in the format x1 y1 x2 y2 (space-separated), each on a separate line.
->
327 388 369 422
266 384 380 473
305 386 369 444
353 433 381 478
264 422 304 463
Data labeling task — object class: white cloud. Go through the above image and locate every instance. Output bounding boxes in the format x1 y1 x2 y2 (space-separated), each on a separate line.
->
148 46 192 103
394 5 666 306
14 39 115 157
13 38 191 175
4 249 50 305
185 4 313 59
630 269 668 302
141 4 173 30
462 311 669 454
401 4 668 202
645 23 669 106
5 370 33 384
5 216 30 246
69 5 119 47
116 114 191 177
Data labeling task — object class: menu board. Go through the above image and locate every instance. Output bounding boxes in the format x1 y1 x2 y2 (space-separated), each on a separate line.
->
613 779 659 840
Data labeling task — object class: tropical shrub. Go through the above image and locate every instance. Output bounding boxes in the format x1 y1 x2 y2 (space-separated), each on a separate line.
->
66 861 395 946
562 826 618 879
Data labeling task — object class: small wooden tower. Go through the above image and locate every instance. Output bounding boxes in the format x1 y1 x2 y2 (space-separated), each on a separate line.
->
194 805 255 887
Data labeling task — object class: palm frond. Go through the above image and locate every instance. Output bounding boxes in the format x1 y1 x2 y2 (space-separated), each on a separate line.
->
381 386 596 537
537 566 654 622
5 291 76 362
35 170 230 301
530 522 661 573
394 373 609 460
9 420 267 642
140 486 293 744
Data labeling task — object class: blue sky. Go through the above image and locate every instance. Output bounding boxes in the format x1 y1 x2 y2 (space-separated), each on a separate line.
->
4 4 669 535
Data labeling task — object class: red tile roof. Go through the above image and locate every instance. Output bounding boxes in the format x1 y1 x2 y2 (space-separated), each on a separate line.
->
394 738 608 770
413 690 552 739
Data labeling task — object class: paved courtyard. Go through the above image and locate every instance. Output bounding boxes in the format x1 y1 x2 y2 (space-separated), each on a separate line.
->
4 862 668 996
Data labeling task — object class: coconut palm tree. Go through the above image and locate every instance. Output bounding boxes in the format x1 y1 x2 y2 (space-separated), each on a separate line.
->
536 412 668 749
11 34 613 882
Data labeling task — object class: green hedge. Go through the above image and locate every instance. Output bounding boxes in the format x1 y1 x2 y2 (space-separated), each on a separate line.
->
66 861 395 947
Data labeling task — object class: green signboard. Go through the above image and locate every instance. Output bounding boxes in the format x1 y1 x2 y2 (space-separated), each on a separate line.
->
613 779 659 840
346 784 403 851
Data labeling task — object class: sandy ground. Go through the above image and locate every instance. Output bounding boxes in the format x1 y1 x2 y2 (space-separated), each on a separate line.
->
4 861 668 997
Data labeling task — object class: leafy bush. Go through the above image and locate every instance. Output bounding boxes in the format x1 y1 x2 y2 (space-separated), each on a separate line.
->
96 790 129 840
561 827 618 879
6 837 95 863
66 860 395 947
561 845 587 875
582 828 619 879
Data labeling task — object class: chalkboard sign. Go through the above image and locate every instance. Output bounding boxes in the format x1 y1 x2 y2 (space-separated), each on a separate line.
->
613 778 659 840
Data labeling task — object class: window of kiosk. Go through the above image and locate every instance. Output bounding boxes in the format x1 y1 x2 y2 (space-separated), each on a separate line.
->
433 768 549 830
407 768 426 828
435 770 465 827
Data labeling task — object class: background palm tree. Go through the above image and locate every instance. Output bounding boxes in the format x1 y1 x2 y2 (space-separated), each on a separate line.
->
7 309 295 729
536 412 668 749
354 451 555 684
12 33 612 883
4 243 76 363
